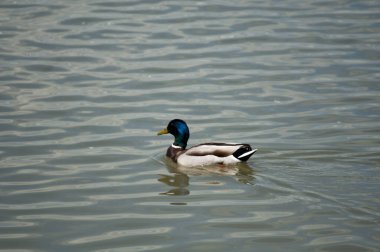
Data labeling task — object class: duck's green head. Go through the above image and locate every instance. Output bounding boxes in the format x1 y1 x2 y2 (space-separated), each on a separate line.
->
157 119 189 149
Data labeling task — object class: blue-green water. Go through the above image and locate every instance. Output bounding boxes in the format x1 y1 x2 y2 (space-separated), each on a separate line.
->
0 0 379 251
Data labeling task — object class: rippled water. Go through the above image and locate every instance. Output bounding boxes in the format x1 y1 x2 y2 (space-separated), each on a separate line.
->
1 0 380 251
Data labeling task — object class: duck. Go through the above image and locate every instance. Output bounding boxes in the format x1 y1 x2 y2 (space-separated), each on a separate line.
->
157 119 257 167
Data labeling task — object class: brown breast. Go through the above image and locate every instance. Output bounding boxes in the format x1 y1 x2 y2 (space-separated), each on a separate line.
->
166 145 185 162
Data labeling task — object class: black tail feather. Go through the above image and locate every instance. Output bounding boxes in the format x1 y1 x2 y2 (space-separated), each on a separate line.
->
232 145 257 161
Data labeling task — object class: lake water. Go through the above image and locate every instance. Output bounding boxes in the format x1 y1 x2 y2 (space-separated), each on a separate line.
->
0 0 379 251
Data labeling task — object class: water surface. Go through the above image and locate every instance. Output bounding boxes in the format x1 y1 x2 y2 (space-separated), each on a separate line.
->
0 0 379 251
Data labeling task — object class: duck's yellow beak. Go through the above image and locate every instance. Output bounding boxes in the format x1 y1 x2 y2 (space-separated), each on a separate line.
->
157 128 169 135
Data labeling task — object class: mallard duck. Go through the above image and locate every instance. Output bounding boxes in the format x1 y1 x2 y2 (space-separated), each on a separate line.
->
157 119 257 167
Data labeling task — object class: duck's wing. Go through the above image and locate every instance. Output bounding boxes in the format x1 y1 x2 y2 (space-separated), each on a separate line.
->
185 143 251 157
177 142 257 167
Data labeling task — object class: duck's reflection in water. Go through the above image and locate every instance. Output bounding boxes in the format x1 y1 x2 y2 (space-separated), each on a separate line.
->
158 173 190 196
158 157 256 196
